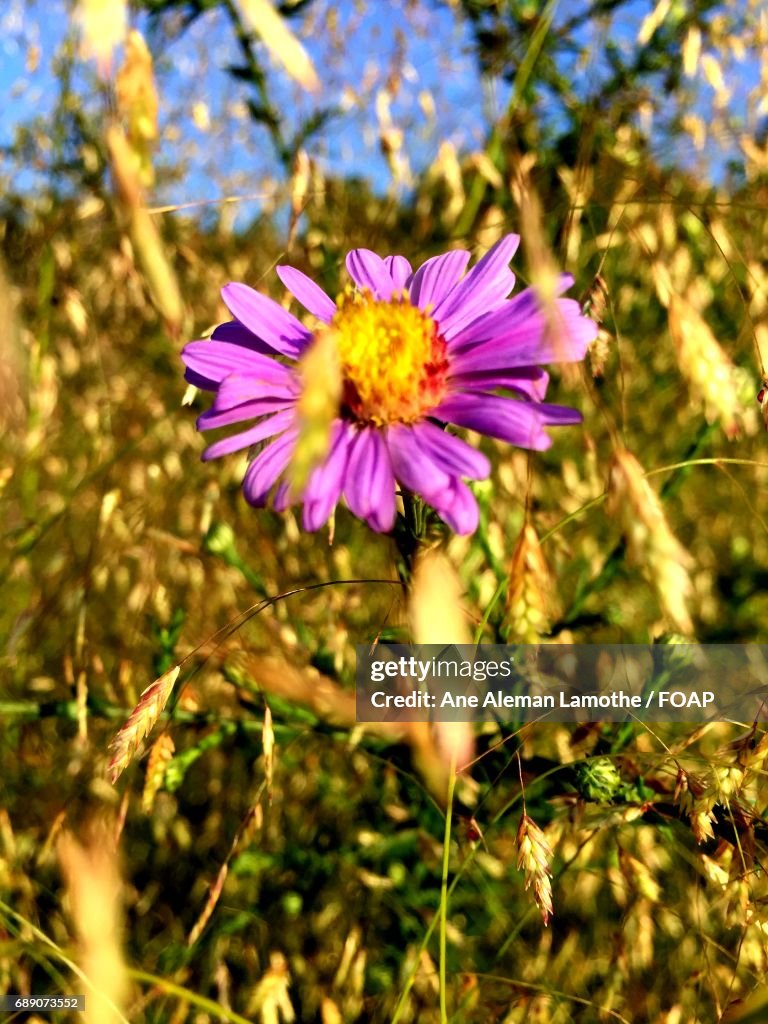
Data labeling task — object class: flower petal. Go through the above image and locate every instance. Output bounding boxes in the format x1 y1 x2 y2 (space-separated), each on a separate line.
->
183 326 276 388
210 371 298 414
242 429 298 506
387 423 454 499
201 408 296 462
432 234 520 338
184 245 591 538
346 249 397 300
450 299 597 368
408 249 471 311
412 421 490 479
384 255 413 290
302 421 354 530
344 427 397 532
432 392 556 450
450 274 576 351
182 340 291 387
272 479 295 512
197 396 296 431
386 425 480 535
221 282 311 358
536 402 583 425
211 320 274 354
276 265 337 323
184 368 218 391
449 366 550 400
432 479 479 535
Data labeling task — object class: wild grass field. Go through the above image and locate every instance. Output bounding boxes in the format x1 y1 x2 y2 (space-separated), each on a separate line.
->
3 1 768 1021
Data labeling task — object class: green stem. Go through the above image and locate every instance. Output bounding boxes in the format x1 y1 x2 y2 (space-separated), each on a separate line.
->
474 576 508 644
128 969 254 1024
0 900 131 1024
0 698 305 738
393 491 425 585
439 749 458 1023
224 550 269 599
221 0 290 169
453 0 558 238
391 854 477 1024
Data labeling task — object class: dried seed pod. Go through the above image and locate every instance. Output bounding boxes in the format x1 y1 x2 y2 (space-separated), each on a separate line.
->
235 0 319 93
668 294 744 438
108 666 180 783
607 448 695 634
516 813 554 925
115 31 158 187
503 522 558 642
247 951 296 1021
106 124 184 334
141 733 175 813
673 767 717 844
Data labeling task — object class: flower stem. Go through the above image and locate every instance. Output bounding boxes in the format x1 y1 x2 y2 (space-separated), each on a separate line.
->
439 748 458 1023
394 490 425 585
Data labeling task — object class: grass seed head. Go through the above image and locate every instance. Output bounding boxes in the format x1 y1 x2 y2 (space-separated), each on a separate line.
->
108 666 180 783
141 733 175 813
516 813 554 925
248 951 296 1024
503 522 558 642
607 447 695 634
668 293 744 439
115 31 159 187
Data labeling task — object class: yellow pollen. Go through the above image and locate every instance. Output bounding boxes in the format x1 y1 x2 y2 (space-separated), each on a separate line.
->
324 289 449 425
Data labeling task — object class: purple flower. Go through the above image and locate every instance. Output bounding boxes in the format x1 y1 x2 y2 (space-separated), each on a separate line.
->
182 235 596 535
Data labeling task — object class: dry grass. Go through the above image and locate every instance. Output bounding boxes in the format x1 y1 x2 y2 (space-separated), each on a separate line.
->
3 2 768 1021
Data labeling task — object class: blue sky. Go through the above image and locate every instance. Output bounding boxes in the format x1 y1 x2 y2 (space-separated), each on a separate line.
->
0 0 761 218
1 0 496 209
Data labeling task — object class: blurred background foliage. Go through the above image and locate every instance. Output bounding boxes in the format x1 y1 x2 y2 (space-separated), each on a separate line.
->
3 0 768 1021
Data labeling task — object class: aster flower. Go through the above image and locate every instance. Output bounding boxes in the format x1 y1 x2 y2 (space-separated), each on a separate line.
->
182 235 596 535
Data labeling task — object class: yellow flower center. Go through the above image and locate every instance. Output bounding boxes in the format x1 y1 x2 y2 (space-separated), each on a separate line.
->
328 290 449 425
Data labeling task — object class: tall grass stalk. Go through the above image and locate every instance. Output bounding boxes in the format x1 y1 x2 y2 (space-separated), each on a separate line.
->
439 748 458 1024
